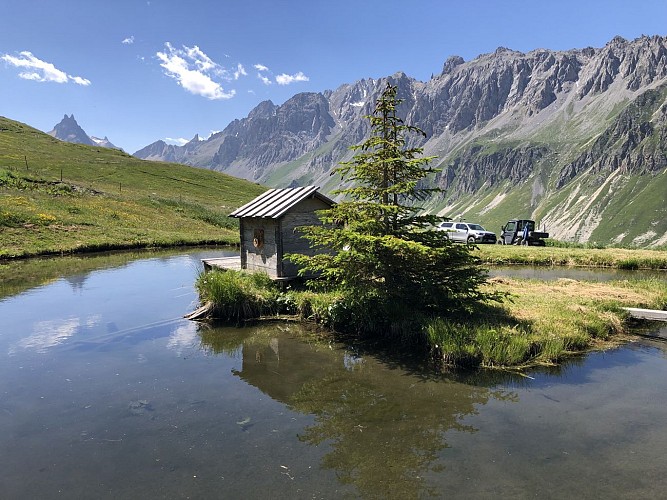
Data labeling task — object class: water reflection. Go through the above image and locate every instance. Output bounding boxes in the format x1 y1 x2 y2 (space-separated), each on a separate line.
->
166 321 200 355
198 322 517 498
489 265 667 282
0 246 237 301
9 314 101 354
2 249 667 498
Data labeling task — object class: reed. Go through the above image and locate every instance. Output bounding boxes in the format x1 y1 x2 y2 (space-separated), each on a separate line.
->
195 270 279 322
428 277 667 369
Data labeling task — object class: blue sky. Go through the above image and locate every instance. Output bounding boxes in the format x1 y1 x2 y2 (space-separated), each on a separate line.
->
2 0 667 153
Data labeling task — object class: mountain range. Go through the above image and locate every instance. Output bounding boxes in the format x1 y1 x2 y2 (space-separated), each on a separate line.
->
122 36 667 246
49 114 120 150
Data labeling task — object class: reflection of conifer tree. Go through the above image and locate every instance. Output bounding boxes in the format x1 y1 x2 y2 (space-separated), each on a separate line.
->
289 369 495 498
199 324 520 498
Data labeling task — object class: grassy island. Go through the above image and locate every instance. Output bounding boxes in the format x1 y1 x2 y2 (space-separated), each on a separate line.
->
192 85 667 371
195 268 667 369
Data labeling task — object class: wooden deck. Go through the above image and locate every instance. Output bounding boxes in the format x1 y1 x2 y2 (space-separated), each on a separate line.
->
202 256 242 272
624 307 667 322
201 256 298 283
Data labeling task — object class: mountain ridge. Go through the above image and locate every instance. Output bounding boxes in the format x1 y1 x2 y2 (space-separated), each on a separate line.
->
134 34 667 247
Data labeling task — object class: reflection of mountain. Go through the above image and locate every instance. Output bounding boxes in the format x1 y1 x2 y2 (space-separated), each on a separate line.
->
198 323 517 498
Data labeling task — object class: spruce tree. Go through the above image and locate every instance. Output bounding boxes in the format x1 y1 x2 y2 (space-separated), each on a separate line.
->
289 83 488 333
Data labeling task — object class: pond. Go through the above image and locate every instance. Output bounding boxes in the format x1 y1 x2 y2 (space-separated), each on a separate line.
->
2 249 667 498
488 265 667 282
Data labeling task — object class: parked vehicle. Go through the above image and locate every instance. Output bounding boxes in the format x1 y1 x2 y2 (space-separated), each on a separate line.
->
437 221 497 244
498 219 549 246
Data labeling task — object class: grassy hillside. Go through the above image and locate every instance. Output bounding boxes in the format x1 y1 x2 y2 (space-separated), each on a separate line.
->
0 117 266 258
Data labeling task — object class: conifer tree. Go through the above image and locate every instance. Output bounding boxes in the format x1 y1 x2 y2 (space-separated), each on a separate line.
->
289 83 487 331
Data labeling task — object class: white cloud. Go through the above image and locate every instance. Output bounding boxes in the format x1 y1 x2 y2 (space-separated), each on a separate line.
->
9 315 100 354
1 51 90 85
254 63 269 72
257 73 272 85
70 75 91 86
234 63 247 80
276 71 309 85
122 35 135 45
156 42 235 100
166 322 198 355
165 137 189 146
184 44 217 72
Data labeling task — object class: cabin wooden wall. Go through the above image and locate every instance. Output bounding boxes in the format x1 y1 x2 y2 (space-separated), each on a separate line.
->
241 217 280 278
238 196 332 279
279 197 331 278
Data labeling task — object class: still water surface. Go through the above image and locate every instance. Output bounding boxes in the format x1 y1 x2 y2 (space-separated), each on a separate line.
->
1 249 667 499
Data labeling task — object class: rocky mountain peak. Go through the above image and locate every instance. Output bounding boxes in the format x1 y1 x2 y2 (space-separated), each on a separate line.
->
133 34 667 246
248 100 277 119
441 55 465 75
48 114 95 146
48 115 119 149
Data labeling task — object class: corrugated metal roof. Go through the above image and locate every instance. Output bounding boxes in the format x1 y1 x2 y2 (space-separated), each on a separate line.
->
229 185 335 219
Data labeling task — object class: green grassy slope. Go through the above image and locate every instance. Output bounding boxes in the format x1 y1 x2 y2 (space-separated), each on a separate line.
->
0 117 266 258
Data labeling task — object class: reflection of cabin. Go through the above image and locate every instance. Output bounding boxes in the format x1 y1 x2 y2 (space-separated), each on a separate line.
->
228 186 335 280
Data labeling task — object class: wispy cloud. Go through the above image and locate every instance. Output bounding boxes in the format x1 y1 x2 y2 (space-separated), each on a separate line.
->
254 63 272 85
276 71 309 85
165 137 190 146
156 42 235 100
234 63 247 80
122 35 135 45
1 51 91 85
165 130 219 145
258 74 272 85
253 63 308 86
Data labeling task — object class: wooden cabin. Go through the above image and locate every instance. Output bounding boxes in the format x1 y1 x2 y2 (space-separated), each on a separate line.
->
228 186 335 280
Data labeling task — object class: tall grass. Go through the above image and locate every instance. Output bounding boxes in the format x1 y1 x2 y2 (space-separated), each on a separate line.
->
424 277 667 369
195 270 279 322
